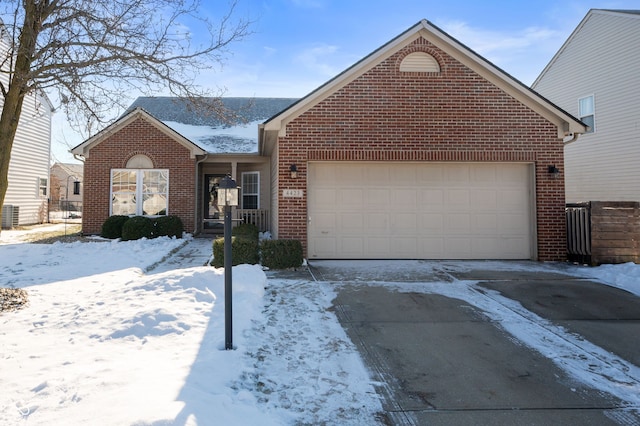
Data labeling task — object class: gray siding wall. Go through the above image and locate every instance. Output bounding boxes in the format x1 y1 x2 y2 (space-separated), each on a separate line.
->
533 11 640 202
1 37 52 225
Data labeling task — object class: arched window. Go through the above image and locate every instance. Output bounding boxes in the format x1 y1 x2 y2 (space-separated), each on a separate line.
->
399 52 440 73
110 155 169 217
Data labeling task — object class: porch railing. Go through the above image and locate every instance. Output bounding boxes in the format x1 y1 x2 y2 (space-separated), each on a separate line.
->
235 209 270 232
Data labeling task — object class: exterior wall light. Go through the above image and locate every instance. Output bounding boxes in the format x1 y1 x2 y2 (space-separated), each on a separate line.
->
290 164 298 178
547 165 560 177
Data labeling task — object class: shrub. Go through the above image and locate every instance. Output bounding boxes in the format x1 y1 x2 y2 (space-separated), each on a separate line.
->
212 236 260 267
121 216 155 241
261 240 303 269
154 215 184 238
101 215 130 239
232 223 259 242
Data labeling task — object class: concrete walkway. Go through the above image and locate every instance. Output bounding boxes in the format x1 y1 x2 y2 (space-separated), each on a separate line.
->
311 260 640 426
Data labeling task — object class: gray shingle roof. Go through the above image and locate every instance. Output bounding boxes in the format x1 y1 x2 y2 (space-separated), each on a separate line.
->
124 97 298 154
125 97 298 127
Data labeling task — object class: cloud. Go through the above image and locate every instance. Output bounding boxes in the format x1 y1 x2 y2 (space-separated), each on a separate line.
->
294 44 341 77
442 20 561 56
439 20 568 84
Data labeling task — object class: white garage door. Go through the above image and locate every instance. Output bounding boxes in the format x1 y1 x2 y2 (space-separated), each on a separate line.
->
308 162 533 259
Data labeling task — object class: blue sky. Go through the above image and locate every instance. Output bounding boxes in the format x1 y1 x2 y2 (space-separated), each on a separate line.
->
53 0 640 163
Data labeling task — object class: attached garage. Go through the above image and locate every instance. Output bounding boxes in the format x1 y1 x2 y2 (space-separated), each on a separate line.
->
308 162 534 260
262 20 588 261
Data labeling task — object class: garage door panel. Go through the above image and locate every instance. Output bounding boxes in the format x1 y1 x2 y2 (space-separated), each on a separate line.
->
313 212 336 230
365 188 390 207
308 162 532 259
447 189 470 208
472 190 498 211
471 165 498 184
340 237 364 257
339 189 364 207
393 213 418 235
390 237 418 255
420 189 445 210
392 189 417 208
447 214 471 234
474 214 498 233
366 213 388 229
340 212 364 230
420 213 444 232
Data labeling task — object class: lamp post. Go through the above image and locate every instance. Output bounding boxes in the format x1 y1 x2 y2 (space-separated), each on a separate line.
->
65 176 80 215
218 175 238 350
64 175 80 237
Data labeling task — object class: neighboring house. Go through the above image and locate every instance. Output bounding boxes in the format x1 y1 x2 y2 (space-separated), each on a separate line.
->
72 20 587 261
0 30 53 228
50 162 83 217
532 9 640 203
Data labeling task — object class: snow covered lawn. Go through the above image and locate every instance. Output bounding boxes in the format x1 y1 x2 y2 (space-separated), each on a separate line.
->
1 227 640 425
0 235 381 425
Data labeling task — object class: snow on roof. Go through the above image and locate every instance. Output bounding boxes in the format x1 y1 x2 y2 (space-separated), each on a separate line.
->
126 97 298 154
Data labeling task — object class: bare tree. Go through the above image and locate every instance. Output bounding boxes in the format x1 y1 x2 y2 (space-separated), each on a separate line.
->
0 0 251 213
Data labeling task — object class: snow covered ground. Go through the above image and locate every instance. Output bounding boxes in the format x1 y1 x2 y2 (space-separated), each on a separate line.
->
0 225 639 425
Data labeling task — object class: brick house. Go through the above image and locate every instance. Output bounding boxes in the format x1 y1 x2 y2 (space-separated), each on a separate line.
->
72 20 587 260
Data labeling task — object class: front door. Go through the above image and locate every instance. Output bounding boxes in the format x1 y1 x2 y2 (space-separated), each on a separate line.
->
204 174 225 230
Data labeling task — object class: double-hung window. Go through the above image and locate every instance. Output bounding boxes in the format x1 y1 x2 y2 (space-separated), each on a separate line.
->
579 95 595 133
241 172 259 209
111 169 169 216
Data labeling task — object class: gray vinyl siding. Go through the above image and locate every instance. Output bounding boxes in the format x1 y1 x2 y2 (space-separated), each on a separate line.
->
0 36 53 225
533 11 640 202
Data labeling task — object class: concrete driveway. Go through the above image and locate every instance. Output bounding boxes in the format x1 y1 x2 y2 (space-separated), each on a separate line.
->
309 260 640 426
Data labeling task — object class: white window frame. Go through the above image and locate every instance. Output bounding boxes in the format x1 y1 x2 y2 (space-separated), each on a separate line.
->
110 169 169 216
241 171 260 209
38 177 48 197
579 94 595 133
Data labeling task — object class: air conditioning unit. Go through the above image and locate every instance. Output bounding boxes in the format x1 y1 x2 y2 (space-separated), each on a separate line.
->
1 205 20 229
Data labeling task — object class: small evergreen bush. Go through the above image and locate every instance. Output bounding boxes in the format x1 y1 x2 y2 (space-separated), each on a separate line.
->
232 223 259 241
261 240 303 269
101 215 130 239
154 215 184 238
121 216 155 241
212 237 260 267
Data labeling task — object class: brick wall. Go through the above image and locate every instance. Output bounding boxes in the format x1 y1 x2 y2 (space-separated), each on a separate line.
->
276 37 566 261
82 118 196 235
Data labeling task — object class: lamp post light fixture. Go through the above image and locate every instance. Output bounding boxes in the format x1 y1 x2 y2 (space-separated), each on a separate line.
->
218 175 239 350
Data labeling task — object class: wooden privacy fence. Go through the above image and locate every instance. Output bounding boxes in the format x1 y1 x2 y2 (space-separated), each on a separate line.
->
566 201 640 265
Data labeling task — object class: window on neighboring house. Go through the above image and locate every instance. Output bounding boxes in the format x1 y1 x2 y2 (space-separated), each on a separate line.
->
38 178 47 197
579 95 595 133
241 172 259 209
111 169 169 216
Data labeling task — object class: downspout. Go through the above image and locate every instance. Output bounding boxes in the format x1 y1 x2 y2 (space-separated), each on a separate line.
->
563 133 580 145
194 154 209 235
